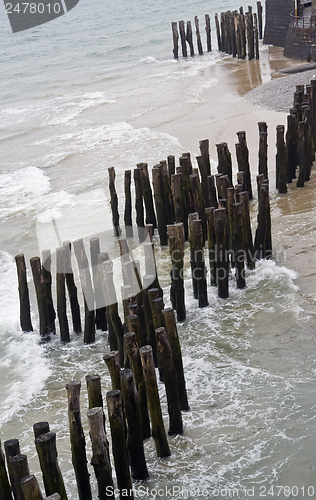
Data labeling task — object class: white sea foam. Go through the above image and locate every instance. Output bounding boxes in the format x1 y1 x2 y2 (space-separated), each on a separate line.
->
0 252 51 429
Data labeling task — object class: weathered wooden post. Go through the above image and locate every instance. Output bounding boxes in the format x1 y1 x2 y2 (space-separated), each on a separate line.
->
171 22 179 59
103 263 124 366
86 407 114 500
155 327 183 435
56 247 70 342
30 256 49 339
189 173 206 243
15 254 33 333
257 1 263 38
207 175 218 209
4 439 20 498
215 13 222 51
120 369 149 479
191 219 208 308
106 390 134 500
204 14 211 52
35 433 67 500
258 122 268 178
276 125 288 193
63 241 82 334
179 153 194 212
233 203 246 289
205 207 217 286
103 351 121 391
297 121 307 187
138 162 157 229
239 191 255 269
188 212 199 299
108 167 121 237
246 10 254 60
257 174 265 200
254 183 272 259
186 21 194 56
73 238 95 344
167 155 176 180
214 208 229 299
124 170 133 238
171 173 188 239
139 346 171 457
86 374 103 410
166 223 186 321
216 142 232 184
33 422 50 439
179 20 187 57
65 381 92 500
42 250 56 334
152 166 168 246
90 238 107 332
20 475 43 500
236 131 253 199
160 160 175 225
133 168 145 243
0 440 12 500
194 16 203 55
8 455 30 500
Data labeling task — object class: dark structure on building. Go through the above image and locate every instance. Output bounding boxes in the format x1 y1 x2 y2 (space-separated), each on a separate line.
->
264 0 316 60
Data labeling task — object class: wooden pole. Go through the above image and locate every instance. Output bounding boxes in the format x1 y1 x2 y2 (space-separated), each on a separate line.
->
86 374 103 410
0 439 12 500
215 14 222 51
4 439 20 499
30 256 50 339
87 407 114 500
191 219 208 308
233 203 246 289
188 212 199 299
103 351 121 390
124 170 133 238
162 308 189 410
15 254 33 332
124 332 151 440
106 390 134 500
152 166 168 246
258 122 268 178
171 22 179 59
166 223 186 321
33 422 50 439
207 175 218 209
34 433 67 500
179 20 187 57
138 162 157 229
139 346 171 457
120 369 149 479
103 266 124 366
65 381 92 500
156 327 183 435
73 239 95 344
236 131 253 199
216 142 232 184
194 16 203 55
257 1 263 39
41 249 56 334
239 191 255 269
276 125 288 193
63 241 82 334
56 247 70 342
108 167 121 237
133 168 145 243
254 13 259 60
214 208 229 298
254 183 272 259
20 475 43 500
90 238 107 332
186 21 194 56
190 173 207 243
297 121 306 187
205 207 217 286
8 455 30 500
205 14 211 52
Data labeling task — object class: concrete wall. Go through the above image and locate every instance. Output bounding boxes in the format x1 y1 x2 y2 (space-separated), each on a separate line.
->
264 0 294 46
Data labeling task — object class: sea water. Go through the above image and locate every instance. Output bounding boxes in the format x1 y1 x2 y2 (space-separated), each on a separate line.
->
1 0 316 498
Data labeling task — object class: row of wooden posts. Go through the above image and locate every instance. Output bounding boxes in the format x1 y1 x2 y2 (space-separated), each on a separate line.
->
171 3 263 60
0 306 189 500
171 15 212 59
276 79 316 192
215 3 263 60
